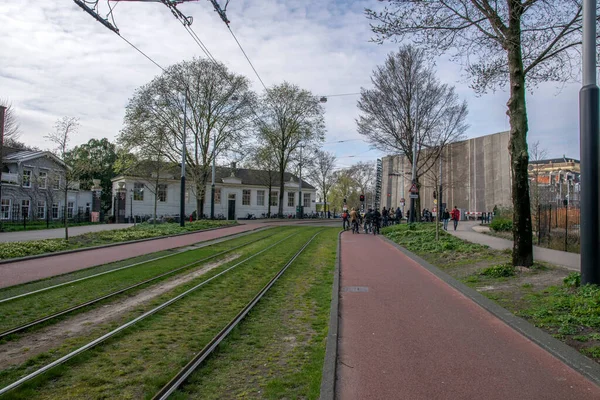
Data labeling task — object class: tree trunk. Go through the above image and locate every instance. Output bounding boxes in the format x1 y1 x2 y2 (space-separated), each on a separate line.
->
196 181 204 219
154 173 159 224
506 10 533 267
278 170 285 217
64 187 69 241
267 185 272 217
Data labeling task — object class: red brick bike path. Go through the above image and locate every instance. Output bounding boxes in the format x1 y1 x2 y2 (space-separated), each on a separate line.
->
337 232 600 400
0 224 260 289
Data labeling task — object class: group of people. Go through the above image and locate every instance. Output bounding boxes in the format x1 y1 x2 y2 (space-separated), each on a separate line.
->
341 205 463 232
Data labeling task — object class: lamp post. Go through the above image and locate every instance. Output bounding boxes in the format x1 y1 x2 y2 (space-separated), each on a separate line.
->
180 89 188 227
129 189 135 226
297 144 304 219
0 106 6 233
580 0 600 284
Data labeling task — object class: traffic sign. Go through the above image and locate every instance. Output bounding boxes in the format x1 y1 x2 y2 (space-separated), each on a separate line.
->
400 197 405 203
409 194 419 199
409 182 418 194
434 199 437 205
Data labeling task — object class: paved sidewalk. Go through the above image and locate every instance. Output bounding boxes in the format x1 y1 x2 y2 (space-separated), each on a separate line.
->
0 224 260 288
0 224 134 243
336 232 600 399
448 221 579 270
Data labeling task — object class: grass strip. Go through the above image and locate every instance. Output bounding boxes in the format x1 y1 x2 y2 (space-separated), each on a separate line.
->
0 220 237 260
169 228 338 400
0 228 287 337
0 227 320 399
382 223 600 365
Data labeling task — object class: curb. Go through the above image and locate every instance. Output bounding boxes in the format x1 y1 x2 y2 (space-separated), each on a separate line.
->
320 230 342 400
0 223 244 265
380 235 600 388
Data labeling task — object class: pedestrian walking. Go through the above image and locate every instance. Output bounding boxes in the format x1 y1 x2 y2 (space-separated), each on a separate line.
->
342 210 349 230
442 208 450 231
395 207 402 224
451 206 460 231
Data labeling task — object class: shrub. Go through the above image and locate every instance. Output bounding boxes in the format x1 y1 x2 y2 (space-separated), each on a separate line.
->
490 217 513 232
480 263 515 278
563 272 581 288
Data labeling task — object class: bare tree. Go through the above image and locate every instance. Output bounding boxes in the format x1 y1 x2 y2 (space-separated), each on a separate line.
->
0 98 21 143
44 116 80 240
357 45 468 215
255 82 326 217
349 161 376 206
120 57 256 218
306 150 337 216
528 140 548 229
366 1 590 266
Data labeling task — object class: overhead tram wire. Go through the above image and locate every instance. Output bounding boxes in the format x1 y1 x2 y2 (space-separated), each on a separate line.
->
227 25 268 91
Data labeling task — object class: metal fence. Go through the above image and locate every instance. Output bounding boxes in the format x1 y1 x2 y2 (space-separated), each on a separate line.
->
535 203 580 253
1 205 91 228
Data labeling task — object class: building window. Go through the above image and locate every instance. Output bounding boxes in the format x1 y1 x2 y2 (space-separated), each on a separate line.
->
185 188 190 204
1 199 11 220
215 188 221 204
67 201 74 218
52 203 60 219
53 175 61 190
21 200 30 219
287 192 295 207
242 190 251 206
270 191 278 207
134 182 144 201
257 190 265 206
158 184 167 202
22 170 32 187
37 201 46 220
39 172 48 189
303 193 311 208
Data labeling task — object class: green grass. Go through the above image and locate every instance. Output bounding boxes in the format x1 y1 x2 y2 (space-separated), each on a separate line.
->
0 220 237 260
0 227 330 399
0 228 285 338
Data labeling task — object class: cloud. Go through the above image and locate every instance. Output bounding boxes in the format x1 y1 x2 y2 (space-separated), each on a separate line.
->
0 0 583 166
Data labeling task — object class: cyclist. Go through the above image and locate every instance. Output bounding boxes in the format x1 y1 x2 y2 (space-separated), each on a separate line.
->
363 208 373 233
372 208 381 235
349 207 360 234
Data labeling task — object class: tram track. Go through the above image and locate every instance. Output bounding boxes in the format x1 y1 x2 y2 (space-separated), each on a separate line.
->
0 230 278 340
0 230 303 397
153 230 322 399
0 226 273 304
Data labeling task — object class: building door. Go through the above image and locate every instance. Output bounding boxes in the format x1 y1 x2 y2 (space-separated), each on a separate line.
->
228 193 236 220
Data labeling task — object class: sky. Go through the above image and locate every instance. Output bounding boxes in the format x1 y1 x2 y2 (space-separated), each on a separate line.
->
0 0 586 171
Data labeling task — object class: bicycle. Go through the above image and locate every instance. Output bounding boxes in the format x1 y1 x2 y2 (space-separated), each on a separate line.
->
363 220 372 234
372 221 380 235
352 220 360 234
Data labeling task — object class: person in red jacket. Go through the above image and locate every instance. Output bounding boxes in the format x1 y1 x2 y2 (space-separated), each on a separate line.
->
451 206 460 231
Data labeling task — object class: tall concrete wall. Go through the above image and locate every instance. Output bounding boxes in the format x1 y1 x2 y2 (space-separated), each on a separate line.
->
381 131 511 214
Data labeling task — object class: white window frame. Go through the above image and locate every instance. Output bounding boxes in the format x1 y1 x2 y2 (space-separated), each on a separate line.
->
303 193 311 208
52 203 60 219
158 184 168 202
22 170 32 188
257 190 265 206
287 192 295 207
37 200 46 220
21 199 30 218
39 171 48 189
270 191 278 207
134 182 144 201
67 201 74 218
242 190 251 206
1 199 11 220
53 175 61 190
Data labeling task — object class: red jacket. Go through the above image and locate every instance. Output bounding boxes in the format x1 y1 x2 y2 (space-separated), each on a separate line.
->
451 209 460 221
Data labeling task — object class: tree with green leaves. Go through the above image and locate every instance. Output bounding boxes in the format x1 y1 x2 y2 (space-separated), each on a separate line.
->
65 138 117 214
254 82 326 217
44 116 80 241
120 57 256 218
366 1 590 267
306 150 337 215
243 145 279 217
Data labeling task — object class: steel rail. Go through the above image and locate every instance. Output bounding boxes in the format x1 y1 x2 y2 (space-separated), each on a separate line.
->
0 227 272 304
153 230 322 400
0 232 277 340
0 231 298 397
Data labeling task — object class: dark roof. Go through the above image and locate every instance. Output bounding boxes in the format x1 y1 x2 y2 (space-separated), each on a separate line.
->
216 167 316 190
530 157 580 165
1 146 22 158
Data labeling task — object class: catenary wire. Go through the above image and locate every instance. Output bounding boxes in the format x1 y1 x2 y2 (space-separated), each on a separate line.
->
227 25 268 91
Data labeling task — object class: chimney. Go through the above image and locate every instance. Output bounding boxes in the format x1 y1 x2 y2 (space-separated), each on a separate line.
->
230 162 236 177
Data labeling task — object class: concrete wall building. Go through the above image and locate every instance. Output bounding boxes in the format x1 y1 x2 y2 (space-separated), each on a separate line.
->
381 131 512 215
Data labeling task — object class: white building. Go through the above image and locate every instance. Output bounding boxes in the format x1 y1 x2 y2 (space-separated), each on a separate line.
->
110 165 317 221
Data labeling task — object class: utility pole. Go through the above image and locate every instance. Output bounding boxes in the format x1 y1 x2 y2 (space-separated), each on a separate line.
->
580 0 600 285
180 90 187 227
0 106 5 233
211 132 216 220
436 154 442 241
297 144 303 219
409 129 418 223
